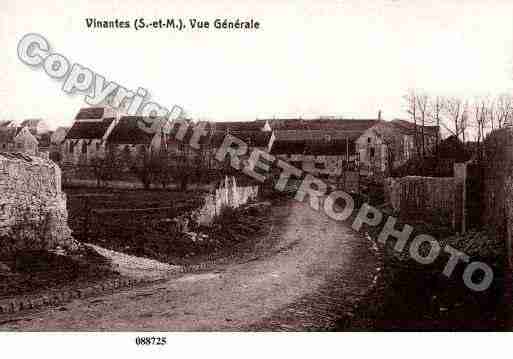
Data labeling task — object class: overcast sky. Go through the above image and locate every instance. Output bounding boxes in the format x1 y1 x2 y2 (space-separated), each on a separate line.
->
1 0 513 129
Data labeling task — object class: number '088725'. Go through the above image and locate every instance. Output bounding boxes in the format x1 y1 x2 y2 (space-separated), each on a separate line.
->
135 336 167 345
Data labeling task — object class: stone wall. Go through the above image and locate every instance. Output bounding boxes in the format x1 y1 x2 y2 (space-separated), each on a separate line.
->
482 128 513 235
481 128 513 266
194 176 259 226
0 153 76 256
384 176 463 229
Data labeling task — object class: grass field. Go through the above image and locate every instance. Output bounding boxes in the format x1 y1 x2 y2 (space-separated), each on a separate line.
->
64 187 271 265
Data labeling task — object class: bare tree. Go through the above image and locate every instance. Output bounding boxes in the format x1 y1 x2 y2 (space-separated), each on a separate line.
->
430 95 443 149
495 93 513 128
442 97 468 141
404 90 420 157
415 92 430 158
470 97 490 162
488 100 497 131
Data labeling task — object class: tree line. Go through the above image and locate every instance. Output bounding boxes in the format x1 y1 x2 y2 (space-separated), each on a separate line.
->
404 90 513 158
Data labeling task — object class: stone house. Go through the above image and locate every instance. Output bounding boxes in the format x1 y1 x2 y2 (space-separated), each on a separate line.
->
271 129 362 179
62 107 118 165
356 119 440 175
267 117 380 179
0 127 39 156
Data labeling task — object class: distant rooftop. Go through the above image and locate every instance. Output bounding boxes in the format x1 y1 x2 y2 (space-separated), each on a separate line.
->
212 121 266 132
75 107 105 120
261 118 379 132
107 116 155 144
66 117 115 140
391 119 439 137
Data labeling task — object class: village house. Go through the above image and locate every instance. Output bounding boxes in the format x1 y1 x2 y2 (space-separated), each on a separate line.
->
60 108 441 183
262 114 440 178
62 107 118 165
356 119 440 175
0 126 39 156
266 117 380 179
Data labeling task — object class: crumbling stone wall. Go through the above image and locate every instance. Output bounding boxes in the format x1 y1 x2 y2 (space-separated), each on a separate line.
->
0 153 77 256
194 176 259 226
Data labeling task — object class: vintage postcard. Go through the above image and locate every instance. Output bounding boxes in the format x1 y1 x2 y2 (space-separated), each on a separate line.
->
0 0 512 357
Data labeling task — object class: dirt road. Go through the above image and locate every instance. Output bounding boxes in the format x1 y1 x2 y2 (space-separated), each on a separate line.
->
0 200 379 331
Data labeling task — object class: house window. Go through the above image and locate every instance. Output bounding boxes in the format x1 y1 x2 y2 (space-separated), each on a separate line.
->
1 144 5 149
367 137 371 144
81 142 87 154
96 142 101 151
17 142 22 149
370 147 375 158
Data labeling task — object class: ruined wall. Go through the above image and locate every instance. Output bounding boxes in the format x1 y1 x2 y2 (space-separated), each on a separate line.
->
0 153 76 255
384 176 463 229
195 176 259 226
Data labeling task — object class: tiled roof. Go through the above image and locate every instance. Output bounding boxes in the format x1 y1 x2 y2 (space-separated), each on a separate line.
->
65 117 115 139
107 116 155 144
263 118 379 131
275 129 367 142
271 139 355 156
271 130 356 155
391 119 439 137
227 131 272 147
212 121 265 132
75 107 105 120
267 119 379 156
166 127 272 149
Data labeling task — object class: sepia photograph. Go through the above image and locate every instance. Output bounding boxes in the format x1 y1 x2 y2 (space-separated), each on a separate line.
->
1 0 512 356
